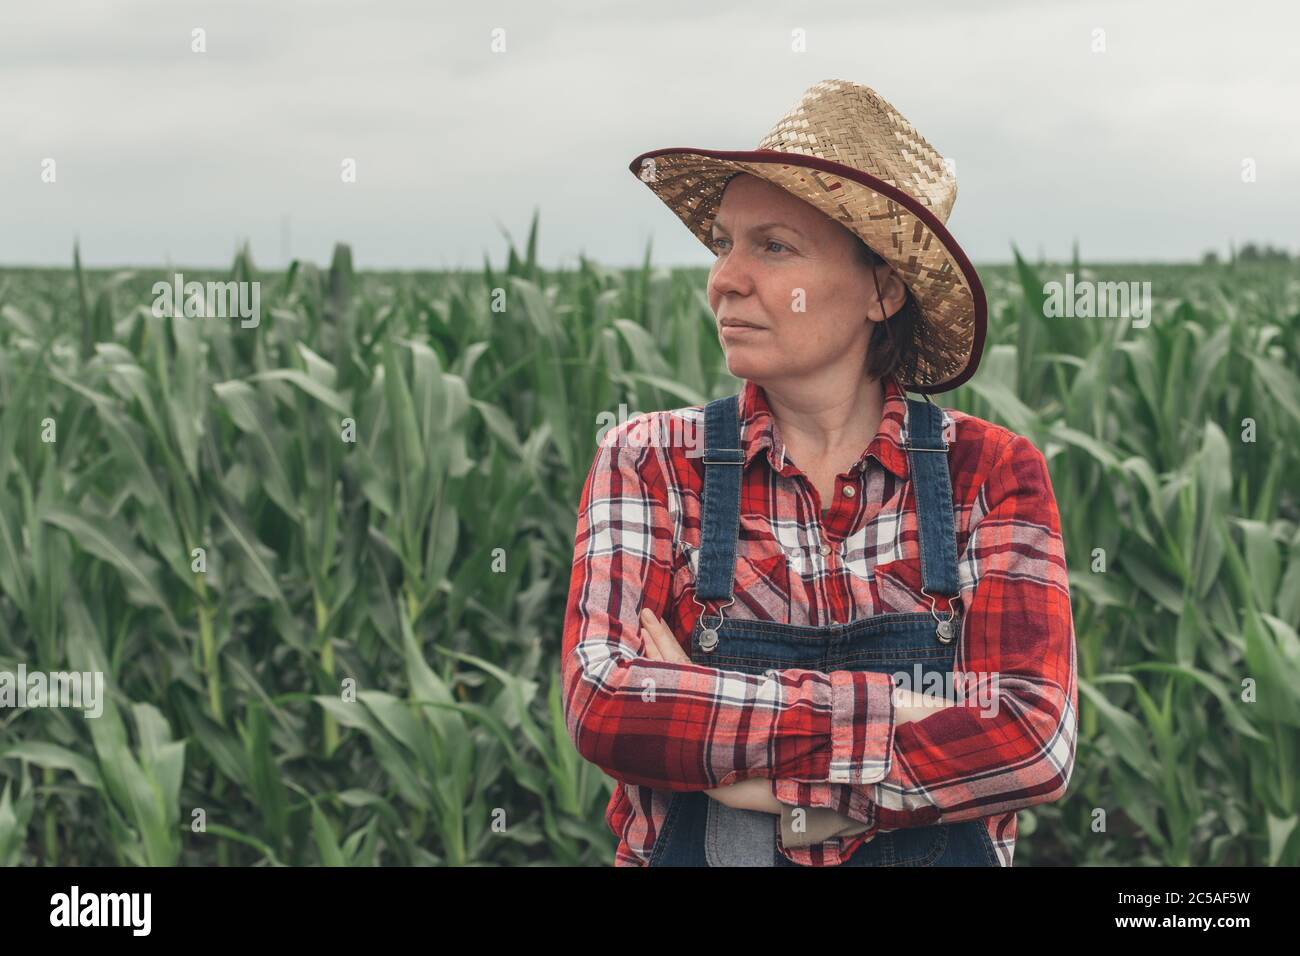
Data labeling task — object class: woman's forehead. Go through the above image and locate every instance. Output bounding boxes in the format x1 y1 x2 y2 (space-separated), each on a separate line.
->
716 176 829 234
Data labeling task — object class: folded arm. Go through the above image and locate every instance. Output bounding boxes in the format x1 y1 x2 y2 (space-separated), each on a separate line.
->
770 434 1079 829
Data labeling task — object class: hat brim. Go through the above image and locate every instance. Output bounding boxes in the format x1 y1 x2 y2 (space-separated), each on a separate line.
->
628 146 986 394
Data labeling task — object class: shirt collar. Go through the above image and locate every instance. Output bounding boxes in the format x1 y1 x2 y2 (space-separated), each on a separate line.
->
737 375 912 481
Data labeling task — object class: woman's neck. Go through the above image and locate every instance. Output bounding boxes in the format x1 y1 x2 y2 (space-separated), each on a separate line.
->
765 374 886 464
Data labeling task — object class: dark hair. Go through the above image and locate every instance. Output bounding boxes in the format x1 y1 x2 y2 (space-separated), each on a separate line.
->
852 236 922 387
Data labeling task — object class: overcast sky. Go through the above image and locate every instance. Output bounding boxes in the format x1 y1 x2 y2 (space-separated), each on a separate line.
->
2 0 1296 270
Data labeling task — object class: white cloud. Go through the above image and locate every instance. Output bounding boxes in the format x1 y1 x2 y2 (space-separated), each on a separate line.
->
0 0 1295 268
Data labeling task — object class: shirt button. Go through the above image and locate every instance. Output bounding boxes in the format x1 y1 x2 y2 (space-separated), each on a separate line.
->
842 485 856 498
818 543 830 556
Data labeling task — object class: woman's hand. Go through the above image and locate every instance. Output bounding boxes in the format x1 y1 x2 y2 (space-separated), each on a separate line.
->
638 607 690 664
704 776 786 813
893 686 956 724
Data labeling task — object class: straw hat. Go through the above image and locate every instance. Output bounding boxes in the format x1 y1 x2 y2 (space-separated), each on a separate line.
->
628 78 986 394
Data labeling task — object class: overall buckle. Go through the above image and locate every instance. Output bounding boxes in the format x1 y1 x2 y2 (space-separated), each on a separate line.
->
900 413 954 452
691 592 734 652
921 587 959 644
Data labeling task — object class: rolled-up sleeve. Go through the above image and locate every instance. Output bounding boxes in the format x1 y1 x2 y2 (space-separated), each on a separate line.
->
560 415 899 791
771 432 1078 830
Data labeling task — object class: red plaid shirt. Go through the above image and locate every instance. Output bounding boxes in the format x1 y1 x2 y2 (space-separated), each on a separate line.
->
561 375 1077 866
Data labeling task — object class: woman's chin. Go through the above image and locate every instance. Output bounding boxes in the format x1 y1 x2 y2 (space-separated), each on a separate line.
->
722 348 777 381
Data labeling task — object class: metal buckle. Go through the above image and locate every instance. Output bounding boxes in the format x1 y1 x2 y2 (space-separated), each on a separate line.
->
691 591 735 631
703 446 744 466
921 587 959 644
900 414 954 453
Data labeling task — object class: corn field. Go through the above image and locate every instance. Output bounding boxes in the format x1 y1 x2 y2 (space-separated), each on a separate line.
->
1 216 1298 866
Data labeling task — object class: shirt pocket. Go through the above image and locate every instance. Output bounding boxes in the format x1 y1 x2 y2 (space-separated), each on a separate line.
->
735 536 791 622
676 537 791 622
873 556 929 615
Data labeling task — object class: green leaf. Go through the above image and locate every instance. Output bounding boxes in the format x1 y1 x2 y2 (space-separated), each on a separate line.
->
1079 677 1158 783
42 506 178 630
247 368 351 416
244 703 289 850
0 742 102 789
310 801 347 866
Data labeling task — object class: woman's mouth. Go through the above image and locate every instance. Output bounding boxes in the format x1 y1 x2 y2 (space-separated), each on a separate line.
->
720 320 767 337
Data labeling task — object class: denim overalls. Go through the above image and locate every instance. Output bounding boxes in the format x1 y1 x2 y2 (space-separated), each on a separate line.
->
647 391 1000 867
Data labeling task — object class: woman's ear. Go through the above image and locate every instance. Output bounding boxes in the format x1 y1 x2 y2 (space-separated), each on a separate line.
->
867 264 908 322
881 266 908 311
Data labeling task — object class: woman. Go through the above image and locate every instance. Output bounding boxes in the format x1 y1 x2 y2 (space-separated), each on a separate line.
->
561 80 1077 866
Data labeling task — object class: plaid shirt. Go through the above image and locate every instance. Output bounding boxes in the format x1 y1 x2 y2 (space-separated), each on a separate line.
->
561 375 1078 866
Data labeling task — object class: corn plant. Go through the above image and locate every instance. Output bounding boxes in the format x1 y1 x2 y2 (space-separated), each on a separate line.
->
0 217 1297 865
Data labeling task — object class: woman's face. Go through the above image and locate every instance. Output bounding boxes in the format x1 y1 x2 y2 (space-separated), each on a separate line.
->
705 173 906 385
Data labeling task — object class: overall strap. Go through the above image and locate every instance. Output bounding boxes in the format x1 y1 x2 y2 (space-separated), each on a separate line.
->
694 393 744 603
901 398 960 597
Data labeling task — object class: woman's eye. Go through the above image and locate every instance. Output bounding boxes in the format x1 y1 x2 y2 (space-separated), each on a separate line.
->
708 236 788 254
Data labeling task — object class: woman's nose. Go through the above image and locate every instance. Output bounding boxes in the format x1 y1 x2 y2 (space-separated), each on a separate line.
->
710 247 753 297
